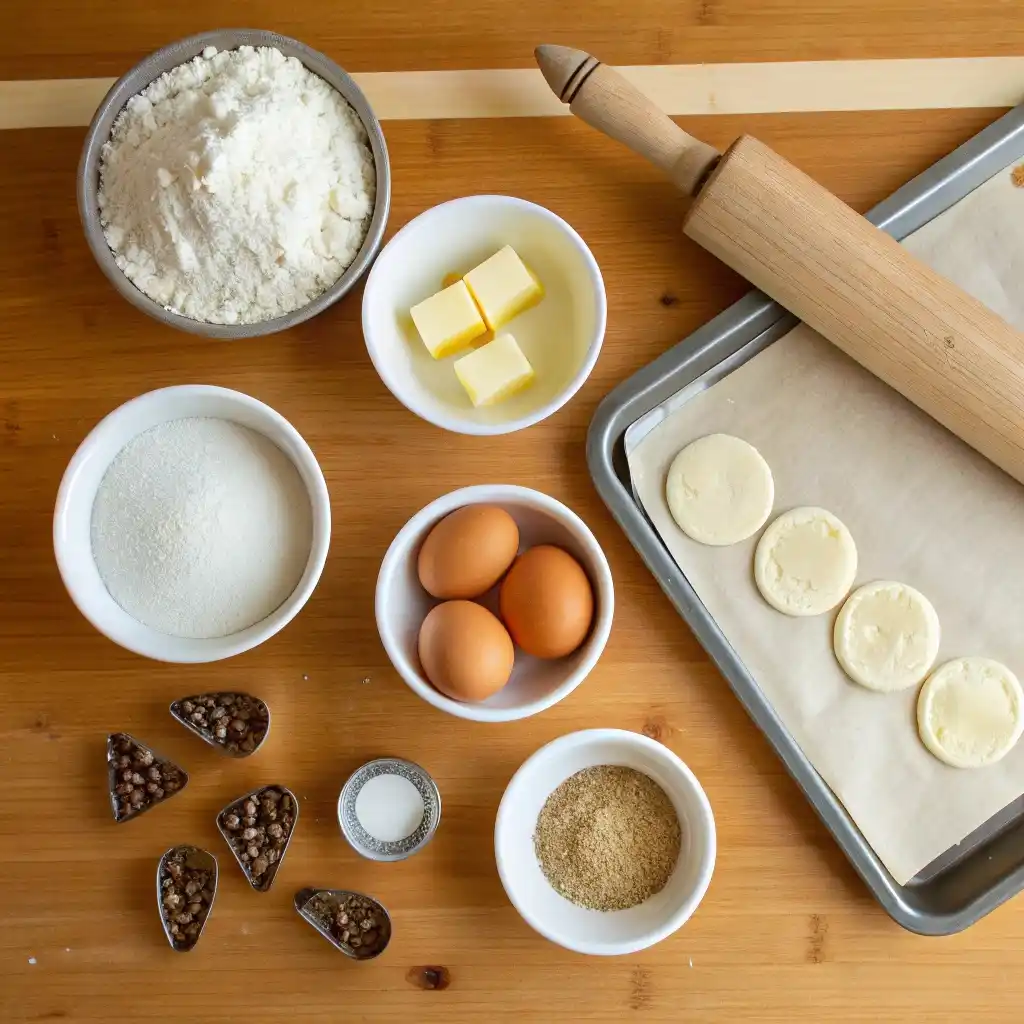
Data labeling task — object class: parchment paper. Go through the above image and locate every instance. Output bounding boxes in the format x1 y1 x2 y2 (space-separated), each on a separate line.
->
628 163 1024 885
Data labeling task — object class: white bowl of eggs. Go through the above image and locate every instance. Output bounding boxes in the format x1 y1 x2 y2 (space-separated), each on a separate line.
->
375 485 614 722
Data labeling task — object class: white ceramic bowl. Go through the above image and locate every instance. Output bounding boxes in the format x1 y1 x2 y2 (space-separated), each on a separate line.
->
495 729 716 955
362 195 606 435
375 484 614 721
54 385 331 663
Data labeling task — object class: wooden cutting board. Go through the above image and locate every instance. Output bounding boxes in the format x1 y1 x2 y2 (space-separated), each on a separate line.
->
2 2 1024 1022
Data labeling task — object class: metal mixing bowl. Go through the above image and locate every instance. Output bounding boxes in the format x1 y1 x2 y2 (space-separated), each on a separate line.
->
77 29 391 338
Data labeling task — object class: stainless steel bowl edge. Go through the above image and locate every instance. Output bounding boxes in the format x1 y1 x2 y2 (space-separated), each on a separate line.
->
77 28 391 339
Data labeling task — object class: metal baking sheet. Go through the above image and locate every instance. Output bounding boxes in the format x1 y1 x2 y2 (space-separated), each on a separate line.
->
588 103 1024 935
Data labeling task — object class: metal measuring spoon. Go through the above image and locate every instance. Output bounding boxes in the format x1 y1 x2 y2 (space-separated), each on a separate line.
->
169 692 271 758
157 845 218 951
107 732 189 823
294 888 392 960
216 784 298 892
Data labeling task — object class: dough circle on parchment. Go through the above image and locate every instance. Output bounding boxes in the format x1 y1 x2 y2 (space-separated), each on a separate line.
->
833 581 941 693
753 506 857 617
917 657 1024 769
665 433 774 546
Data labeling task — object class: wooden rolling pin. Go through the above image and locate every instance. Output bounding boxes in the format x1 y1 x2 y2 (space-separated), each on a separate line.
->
536 44 1024 485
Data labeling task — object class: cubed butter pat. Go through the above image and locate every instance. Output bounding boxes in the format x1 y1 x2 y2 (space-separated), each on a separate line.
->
410 280 487 359
464 246 544 331
454 333 535 407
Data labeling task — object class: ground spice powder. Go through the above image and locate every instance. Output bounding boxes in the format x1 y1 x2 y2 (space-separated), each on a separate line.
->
534 765 682 911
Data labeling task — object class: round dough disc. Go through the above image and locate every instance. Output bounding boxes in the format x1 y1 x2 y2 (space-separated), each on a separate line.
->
917 657 1024 769
833 581 940 692
665 433 774 546
754 506 857 617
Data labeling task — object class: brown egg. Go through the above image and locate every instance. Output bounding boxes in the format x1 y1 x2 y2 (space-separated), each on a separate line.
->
417 505 520 599
418 600 515 702
500 545 595 658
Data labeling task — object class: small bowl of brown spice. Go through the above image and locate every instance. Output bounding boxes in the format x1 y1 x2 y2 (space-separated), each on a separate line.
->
494 728 715 955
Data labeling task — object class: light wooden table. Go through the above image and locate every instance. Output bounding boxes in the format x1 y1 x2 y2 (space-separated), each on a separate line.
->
3 4 1024 1022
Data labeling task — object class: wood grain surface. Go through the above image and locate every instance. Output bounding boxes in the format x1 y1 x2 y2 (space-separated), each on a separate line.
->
2 4 1024 1022
5 0 1024 78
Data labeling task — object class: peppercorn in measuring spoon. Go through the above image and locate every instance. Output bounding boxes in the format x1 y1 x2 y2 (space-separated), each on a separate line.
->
106 732 188 822
170 692 270 757
157 846 218 951
294 888 392 960
217 785 298 891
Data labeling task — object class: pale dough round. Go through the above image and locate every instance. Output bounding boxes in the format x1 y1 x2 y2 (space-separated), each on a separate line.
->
917 657 1024 769
665 433 774 546
833 581 940 693
753 506 857 617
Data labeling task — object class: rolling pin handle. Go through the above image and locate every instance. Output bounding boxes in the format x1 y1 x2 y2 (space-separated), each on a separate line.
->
535 44 721 196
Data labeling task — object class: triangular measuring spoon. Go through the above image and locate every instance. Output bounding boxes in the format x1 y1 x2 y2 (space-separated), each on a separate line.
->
107 732 188 823
217 785 298 892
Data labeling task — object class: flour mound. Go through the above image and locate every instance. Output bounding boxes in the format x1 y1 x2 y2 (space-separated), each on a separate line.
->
98 45 375 325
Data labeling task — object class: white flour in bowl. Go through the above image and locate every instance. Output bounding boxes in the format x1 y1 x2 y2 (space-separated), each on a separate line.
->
97 45 375 324
91 417 313 638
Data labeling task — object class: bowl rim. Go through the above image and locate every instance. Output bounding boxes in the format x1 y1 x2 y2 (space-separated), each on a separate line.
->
76 27 391 338
493 728 717 956
374 483 614 722
361 194 607 436
53 384 331 663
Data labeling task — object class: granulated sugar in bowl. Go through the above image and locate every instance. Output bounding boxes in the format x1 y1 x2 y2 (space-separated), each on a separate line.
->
91 417 311 638
54 385 331 663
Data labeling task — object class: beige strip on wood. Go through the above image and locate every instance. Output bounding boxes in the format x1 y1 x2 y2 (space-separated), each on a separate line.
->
2 57 1024 130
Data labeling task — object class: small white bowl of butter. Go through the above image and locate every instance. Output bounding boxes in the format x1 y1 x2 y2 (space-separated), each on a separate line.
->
362 195 606 435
